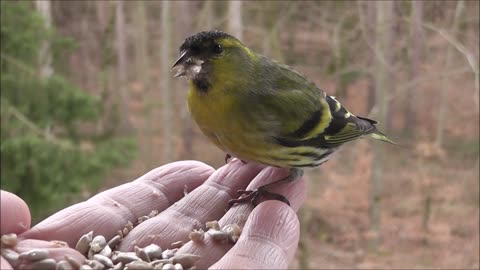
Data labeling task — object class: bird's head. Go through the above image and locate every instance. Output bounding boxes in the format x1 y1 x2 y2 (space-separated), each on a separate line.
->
172 30 255 91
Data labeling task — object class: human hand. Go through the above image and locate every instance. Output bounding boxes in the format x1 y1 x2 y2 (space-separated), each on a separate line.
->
2 159 306 269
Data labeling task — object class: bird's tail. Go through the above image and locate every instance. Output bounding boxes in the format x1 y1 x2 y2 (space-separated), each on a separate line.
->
370 131 398 145
356 116 397 146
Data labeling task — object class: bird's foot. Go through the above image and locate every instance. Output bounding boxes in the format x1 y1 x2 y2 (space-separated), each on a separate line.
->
228 187 290 207
227 168 302 208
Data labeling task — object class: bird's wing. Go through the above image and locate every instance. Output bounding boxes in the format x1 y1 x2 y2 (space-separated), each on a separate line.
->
246 57 380 149
268 92 379 149
242 85 331 140
318 95 379 147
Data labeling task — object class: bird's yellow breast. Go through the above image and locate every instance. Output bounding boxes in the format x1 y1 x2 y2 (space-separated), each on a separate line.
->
188 81 233 147
187 81 273 163
187 81 234 132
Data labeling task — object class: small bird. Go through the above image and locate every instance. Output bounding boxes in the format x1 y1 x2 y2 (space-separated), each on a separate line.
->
172 30 394 206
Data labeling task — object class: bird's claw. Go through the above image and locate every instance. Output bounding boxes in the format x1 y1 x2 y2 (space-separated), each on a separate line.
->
224 154 232 164
224 154 248 164
228 188 290 208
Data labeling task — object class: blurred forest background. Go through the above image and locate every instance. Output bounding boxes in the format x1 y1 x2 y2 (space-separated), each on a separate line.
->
1 0 478 269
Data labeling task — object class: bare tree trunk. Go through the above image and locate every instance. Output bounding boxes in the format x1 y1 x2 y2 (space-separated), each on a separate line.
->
370 0 393 247
198 1 214 30
405 1 424 137
35 0 53 78
134 2 148 83
263 3 296 62
366 1 377 114
161 0 173 162
383 4 394 133
367 75 376 112
227 1 242 40
134 1 153 168
175 1 195 160
435 1 464 148
115 0 131 133
358 0 376 113
95 1 109 32
96 1 115 135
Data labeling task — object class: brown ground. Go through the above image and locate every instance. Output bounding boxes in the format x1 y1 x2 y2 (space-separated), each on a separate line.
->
291 141 479 269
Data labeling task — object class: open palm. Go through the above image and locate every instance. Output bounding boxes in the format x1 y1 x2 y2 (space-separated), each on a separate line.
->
2 159 305 269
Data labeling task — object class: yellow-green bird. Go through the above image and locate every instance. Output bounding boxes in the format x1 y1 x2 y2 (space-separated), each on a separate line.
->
172 30 394 206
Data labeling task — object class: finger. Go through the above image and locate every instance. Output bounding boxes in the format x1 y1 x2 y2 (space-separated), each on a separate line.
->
210 201 300 269
178 166 306 268
1 257 12 270
21 161 214 247
119 159 265 250
15 239 84 267
1 190 31 235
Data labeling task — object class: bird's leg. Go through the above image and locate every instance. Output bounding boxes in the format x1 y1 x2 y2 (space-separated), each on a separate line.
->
228 168 303 207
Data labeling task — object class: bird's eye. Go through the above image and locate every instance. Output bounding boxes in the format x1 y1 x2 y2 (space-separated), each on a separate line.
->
213 44 223 54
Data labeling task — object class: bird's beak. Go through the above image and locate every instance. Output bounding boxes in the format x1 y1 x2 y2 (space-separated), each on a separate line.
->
171 50 205 79
171 50 189 78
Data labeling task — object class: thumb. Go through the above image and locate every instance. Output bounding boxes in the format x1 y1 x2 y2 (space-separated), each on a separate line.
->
1 190 31 235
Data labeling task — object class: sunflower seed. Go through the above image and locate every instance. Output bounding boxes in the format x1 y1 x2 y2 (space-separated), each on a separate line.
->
125 260 152 270
1 248 20 267
207 229 229 242
148 210 159 218
112 252 140 264
171 254 200 269
87 259 105 270
144 244 162 259
19 249 49 261
205 220 220 230
162 263 176 270
113 262 123 270
150 259 172 265
170 241 184 249
50 240 69 248
153 263 165 270
76 231 94 254
123 227 129 236
222 223 242 243
231 235 240 243
161 248 178 259
64 255 82 269
90 235 107 253
108 235 122 249
222 223 241 236
188 230 204 242
174 263 183 270
135 246 150 262
26 258 57 269
56 260 73 270
99 245 112 258
125 221 134 231
137 216 150 224
1 233 17 247
79 265 93 270
93 254 114 268
88 247 96 259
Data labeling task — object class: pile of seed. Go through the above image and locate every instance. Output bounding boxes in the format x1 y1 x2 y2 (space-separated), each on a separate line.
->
1 209 242 270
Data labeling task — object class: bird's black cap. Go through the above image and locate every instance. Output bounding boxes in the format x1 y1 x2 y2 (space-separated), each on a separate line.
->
179 30 236 52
